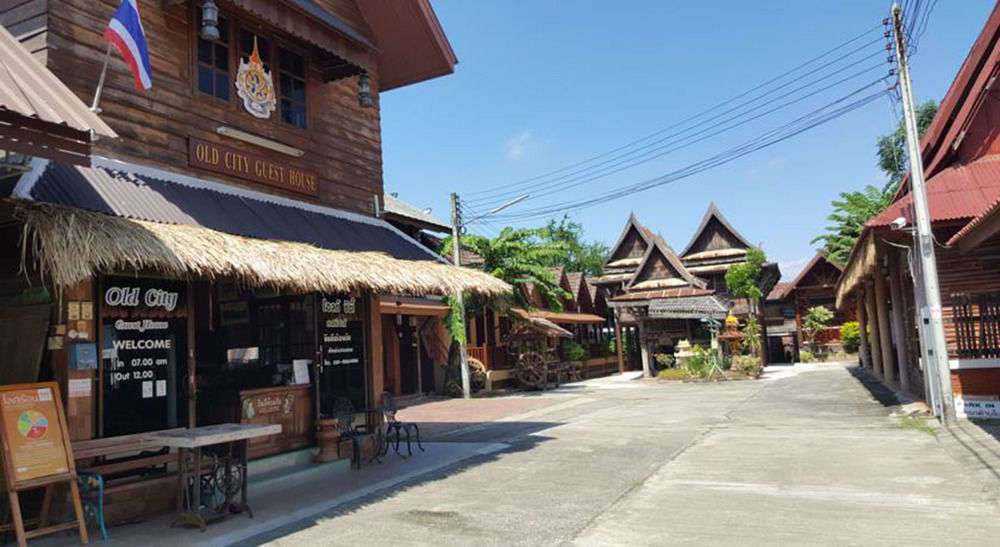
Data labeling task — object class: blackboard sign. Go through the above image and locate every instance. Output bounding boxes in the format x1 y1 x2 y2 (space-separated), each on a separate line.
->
101 277 186 437
318 294 366 413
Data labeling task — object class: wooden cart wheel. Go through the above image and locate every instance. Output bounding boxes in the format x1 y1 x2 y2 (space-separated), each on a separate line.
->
515 351 547 389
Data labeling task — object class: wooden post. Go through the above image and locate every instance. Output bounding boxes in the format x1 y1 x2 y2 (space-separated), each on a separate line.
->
857 286 871 368
865 279 884 377
614 314 625 374
367 293 384 407
888 250 911 393
873 257 896 384
187 282 197 427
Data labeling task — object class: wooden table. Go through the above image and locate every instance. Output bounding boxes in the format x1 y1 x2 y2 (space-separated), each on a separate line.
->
144 423 281 531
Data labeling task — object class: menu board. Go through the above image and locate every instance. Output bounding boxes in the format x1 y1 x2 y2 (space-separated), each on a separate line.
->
101 277 186 436
0 384 70 483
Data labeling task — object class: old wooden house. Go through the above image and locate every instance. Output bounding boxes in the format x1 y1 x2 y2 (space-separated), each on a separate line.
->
1 0 508 523
835 2 1000 416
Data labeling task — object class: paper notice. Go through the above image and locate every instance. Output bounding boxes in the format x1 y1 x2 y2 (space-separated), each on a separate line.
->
69 379 91 398
293 359 311 385
81 302 94 320
155 379 167 397
67 302 80 321
142 381 153 399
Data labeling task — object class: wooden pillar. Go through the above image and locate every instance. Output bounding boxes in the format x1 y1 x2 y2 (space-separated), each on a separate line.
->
857 286 871 368
873 258 896 384
758 305 769 365
794 295 804 353
614 314 625 374
865 279 884 377
367 293 384 406
638 319 652 378
887 250 911 393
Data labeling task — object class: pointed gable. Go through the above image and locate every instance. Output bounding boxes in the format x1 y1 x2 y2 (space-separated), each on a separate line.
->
605 213 653 268
628 236 704 291
789 253 842 291
566 272 594 313
680 203 754 260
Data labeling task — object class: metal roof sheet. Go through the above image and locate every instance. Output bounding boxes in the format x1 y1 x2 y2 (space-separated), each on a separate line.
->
647 296 728 320
383 193 450 232
0 25 115 137
15 159 440 262
869 156 1000 228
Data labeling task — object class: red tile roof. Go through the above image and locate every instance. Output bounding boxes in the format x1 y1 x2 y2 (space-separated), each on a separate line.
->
947 195 1000 246
868 156 1000 228
767 282 793 301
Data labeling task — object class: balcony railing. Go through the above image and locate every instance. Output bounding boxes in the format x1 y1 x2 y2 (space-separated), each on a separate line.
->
952 292 1000 359
467 345 490 369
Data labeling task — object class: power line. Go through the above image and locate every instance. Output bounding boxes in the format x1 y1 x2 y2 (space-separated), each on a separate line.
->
464 22 884 201
495 81 890 222
479 61 889 209
470 44 887 209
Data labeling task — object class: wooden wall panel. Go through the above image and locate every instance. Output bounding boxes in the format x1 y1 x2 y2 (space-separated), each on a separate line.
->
43 0 384 216
952 369 1000 397
933 226 1000 356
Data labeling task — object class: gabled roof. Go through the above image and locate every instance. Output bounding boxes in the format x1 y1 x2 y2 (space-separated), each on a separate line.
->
948 194 1000 249
777 253 842 299
382 193 450 233
604 213 653 266
680 202 754 258
627 235 705 291
566 272 594 312
358 0 458 91
767 282 793 302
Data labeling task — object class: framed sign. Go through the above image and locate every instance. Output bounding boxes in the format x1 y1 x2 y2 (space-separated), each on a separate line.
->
0 382 88 545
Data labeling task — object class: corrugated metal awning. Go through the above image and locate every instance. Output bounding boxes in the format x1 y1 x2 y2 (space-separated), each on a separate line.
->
11 157 442 262
647 296 728 320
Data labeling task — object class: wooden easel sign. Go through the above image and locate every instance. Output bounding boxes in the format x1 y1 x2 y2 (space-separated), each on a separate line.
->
0 383 88 546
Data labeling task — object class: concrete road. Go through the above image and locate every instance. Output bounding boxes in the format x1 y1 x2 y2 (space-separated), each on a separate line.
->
250 363 1000 546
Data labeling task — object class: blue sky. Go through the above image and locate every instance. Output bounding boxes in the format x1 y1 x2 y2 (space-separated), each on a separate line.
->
380 1 994 280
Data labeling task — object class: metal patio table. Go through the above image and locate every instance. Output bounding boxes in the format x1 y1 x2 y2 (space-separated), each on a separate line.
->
144 423 281 531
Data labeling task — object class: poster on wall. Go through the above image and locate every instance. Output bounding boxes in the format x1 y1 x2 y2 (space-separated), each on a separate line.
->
0 384 70 483
101 277 187 437
318 294 365 412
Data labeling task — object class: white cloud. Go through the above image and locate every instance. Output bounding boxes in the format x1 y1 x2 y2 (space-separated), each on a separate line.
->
505 130 534 162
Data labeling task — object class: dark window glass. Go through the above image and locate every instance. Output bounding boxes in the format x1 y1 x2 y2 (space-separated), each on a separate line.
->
196 14 229 100
240 30 270 66
278 47 306 128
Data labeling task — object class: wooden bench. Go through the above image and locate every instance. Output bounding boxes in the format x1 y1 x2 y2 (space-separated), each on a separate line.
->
71 429 184 539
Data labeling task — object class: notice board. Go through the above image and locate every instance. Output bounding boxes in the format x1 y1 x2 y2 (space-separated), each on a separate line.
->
0 383 71 484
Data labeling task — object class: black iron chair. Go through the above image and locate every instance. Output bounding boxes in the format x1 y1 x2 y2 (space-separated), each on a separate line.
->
380 392 424 457
333 398 382 469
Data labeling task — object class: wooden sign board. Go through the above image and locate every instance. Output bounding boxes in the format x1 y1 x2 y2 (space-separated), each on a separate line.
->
0 382 87 546
188 137 319 196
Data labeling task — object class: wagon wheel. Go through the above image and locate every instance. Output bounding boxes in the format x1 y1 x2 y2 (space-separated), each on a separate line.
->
467 357 488 393
515 351 547 389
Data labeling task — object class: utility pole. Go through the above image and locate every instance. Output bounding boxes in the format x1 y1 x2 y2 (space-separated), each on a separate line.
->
892 3 956 425
450 192 473 399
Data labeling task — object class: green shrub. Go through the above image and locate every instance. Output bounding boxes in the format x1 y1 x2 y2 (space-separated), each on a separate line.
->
799 350 814 363
841 321 861 353
684 346 722 379
732 354 761 376
654 353 675 367
741 316 761 355
657 368 688 380
561 341 590 362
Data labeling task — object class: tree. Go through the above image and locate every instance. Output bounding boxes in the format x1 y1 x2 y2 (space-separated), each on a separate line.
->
802 305 834 354
813 101 938 265
537 216 610 276
724 247 768 314
441 227 572 310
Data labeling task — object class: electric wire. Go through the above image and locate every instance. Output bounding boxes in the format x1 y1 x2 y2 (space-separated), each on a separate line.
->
464 23 884 202
470 45 888 209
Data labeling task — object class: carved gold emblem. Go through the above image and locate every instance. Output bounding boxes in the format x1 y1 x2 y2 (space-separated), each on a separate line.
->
235 36 276 119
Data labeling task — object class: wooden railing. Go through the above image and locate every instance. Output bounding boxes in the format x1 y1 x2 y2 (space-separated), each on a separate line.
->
467 345 490 369
952 292 1000 359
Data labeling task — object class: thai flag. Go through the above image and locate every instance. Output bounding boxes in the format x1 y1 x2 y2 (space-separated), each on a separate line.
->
103 0 152 90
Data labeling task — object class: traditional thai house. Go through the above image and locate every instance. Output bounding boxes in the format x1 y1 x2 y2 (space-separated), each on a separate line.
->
0 0 508 522
765 253 852 362
835 3 1000 417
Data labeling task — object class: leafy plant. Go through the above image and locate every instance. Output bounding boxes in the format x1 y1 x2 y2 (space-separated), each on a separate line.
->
654 353 675 368
561 341 590 363
443 294 467 344
741 315 761 355
684 346 722 380
813 101 938 265
657 368 689 381
840 321 861 353
803 305 834 353
725 247 767 310
732 354 761 377
441 227 572 310
799 350 814 363
538 216 611 276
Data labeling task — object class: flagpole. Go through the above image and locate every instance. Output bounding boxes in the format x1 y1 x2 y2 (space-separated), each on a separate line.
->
90 42 113 112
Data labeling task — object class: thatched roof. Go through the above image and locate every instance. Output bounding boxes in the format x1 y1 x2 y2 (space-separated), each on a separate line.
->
17 203 511 298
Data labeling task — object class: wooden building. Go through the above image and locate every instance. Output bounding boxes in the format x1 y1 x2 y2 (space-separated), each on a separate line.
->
765 253 852 362
1 0 509 523
835 3 1000 416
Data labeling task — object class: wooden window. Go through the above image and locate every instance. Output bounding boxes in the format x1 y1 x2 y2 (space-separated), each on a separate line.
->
279 47 307 128
197 15 230 101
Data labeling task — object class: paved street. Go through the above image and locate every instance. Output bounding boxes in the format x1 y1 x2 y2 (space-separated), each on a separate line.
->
245 363 1000 546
